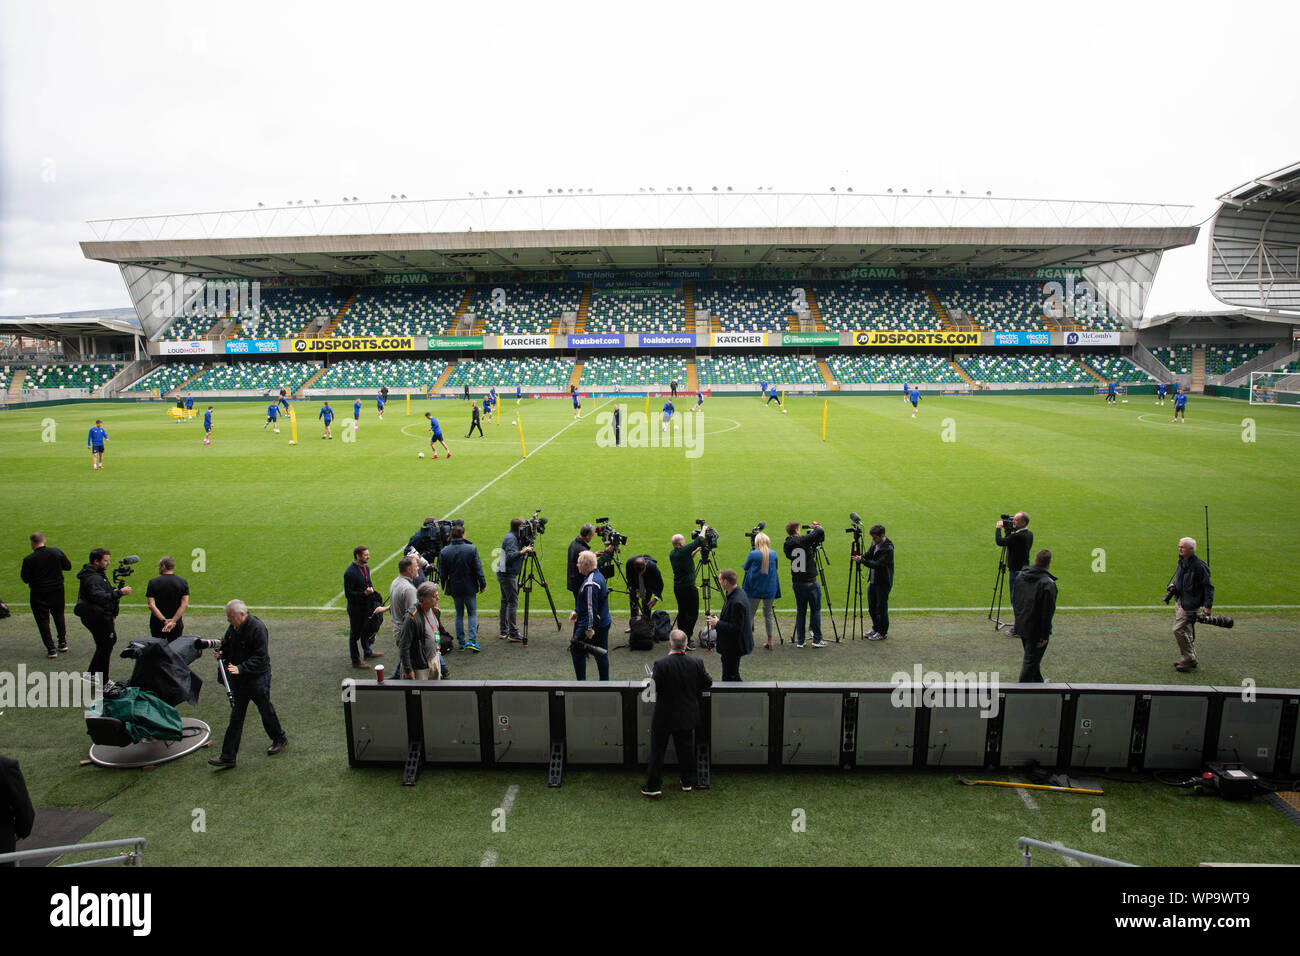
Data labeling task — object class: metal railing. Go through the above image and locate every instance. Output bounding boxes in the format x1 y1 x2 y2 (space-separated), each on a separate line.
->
0 837 147 868
1017 837 1134 867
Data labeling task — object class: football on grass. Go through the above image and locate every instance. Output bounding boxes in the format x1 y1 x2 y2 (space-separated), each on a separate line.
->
418 452 425 458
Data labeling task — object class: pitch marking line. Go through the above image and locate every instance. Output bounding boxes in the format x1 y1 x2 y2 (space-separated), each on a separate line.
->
1017 788 1040 811
326 400 614 608
480 783 520 867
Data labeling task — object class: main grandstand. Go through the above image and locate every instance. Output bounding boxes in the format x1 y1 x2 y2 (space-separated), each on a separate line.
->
61 188 1299 405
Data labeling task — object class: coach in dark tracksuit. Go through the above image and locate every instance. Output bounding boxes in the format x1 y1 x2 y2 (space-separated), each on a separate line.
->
854 525 894 640
642 630 713 796
1011 550 1057 683
709 569 752 682
21 533 72 657
567 525 596 605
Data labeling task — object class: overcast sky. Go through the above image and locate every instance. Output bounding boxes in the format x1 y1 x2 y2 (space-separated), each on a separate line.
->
2 0 1296 318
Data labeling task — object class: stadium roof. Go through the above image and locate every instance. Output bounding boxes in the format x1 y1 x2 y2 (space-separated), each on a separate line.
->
0 312 141 338
1208 162 1300 315
81 191 1198 281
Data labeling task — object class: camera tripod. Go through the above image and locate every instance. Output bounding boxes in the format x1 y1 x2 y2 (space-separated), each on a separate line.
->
810 543 841 642
843 524 867 640
519 547 562 640
988 544 1011 631
696 546 723 639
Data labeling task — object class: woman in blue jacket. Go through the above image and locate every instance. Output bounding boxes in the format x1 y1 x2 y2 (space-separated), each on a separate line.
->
742 532 781 650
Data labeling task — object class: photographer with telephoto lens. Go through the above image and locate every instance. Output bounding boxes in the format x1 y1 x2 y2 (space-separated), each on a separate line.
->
74 548 133 687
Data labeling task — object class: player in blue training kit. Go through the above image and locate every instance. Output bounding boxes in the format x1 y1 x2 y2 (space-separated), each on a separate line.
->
319 402 334 439
185 395 195 419
424 412 452 458
202 406 214 444
376 393 386 420
1173 392 1187 423
572 390 581 419
903 381 910 404
766 385 781 406
1106 380 1117 405
88 419 108 470
662 400 675 431
694 390 704 412
265 402 280 433
759 380 768 398
1170 380 1180 399
515 384 522 404
909 387 921 417
353 398 362 424
278 388 290 413
1157 382 1168 405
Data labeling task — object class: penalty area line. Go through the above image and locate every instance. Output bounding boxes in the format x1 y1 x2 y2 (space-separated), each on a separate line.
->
325 400 615 608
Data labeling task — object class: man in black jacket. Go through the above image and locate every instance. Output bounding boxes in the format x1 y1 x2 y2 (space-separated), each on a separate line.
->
995 512 1033 597
497 518 533 644
21 532 72 658
208 599 287 770
438 524 486 652
625 554 664 622
74 548 132 686
567 524 597 605
708 568 752 681
668 533 705 644
1169 537 1214 672
0 755 36 866
784 521 826 647
344 545 385 669
853 524 894 641
642 629 713 797
1011 550 1057 683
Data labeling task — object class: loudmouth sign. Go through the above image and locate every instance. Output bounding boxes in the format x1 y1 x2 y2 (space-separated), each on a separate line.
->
1065 331 1121 346
712 332 766 347
498 334 553 349
159 340 212 355
293 336 415 352
224 339 279 354
638 333 696 348
855 331 982 346
568 333 623 348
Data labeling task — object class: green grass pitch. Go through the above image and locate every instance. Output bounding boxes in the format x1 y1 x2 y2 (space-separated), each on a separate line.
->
1 392 1297 866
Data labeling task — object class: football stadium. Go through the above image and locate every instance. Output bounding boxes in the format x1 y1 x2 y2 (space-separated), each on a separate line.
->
2 166 1298 880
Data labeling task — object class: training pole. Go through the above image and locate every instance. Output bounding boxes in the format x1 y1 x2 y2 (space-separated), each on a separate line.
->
517 414 526 459
405 390 410 416
822 399 827 441
288 404 298 445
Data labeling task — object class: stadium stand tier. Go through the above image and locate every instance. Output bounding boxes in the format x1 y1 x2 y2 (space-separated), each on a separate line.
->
1204 342 1271 376
339 286 462 337
311 358 448 390
695 353 822 386
22 363 121 390
811 280 938 332
163 312 219 340
585 288 685 333
931 280 1048 332
823 353 959 384
184 360 321 392
1148 345 1192 375
695 281 801 332
441 356 573 390
1081 354 1154 382
124 361 206 394
474 283 583 335
247 288 345 339
959 354 1091 384
580 354 688 387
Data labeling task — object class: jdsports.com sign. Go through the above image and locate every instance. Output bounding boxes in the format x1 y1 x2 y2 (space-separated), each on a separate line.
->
855 331 982 347
293 336 415 353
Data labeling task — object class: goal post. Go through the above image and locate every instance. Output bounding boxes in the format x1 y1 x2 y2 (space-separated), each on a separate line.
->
1250 370 1300 406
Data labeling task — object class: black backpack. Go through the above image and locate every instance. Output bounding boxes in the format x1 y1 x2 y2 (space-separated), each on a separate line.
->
629 615 655 651
651 610 672 642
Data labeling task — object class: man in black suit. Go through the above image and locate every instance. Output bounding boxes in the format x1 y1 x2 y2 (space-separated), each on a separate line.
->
642 629 712 797
343 546 385 668
708 568 752 682
994 512 1033 597
20 532 73 658
0 755 36 865
567 524 597 605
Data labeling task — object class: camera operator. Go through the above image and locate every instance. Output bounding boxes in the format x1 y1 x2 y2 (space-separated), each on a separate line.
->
852 524 894 641
995 512 1032 597
707 569 752 682
74 548 132 686
207 599 288 770
1168 537 1214 672
625 554 664 624
344 546 385 669
438 523 486 652
668 533 705 645
567 524 598 605
21 532 72 658
568 551 611 681
145 556 190 642
498 518 534 644
784 521 827 648
1011 550 1057 683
